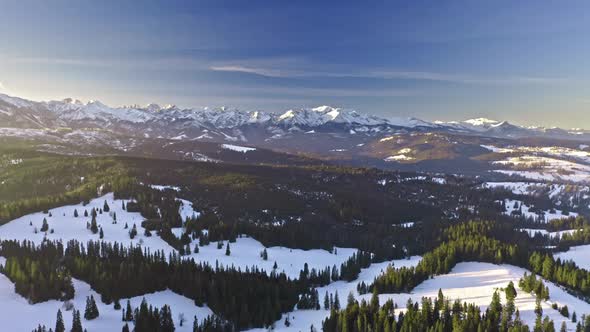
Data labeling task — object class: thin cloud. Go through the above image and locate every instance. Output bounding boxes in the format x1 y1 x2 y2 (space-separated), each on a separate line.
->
209 63 567 85
371 71 567 85
209 66 290 78
13 55 564 86
230 85 418 98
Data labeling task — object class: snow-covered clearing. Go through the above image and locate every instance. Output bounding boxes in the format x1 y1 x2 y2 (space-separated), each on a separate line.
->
149 184 181 192
484 182 590 203
0 194 367 330
0 259 213 332
481 145 515 153
554 245 590 270
248 256 422 332
375 262 585 331
483 145 590 164
0 193 178 255
484 182 548 195
481 144 590 183
221 144 256 153
385 154 415 162
503 199 577 222
518 228 580 239
0 194 359 279
491 155 590 183
185 236 358 279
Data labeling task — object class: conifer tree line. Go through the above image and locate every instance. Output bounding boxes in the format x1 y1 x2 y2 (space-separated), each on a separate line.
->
322 288 556 332
371 232 524 294
298 251 373 288
0 238 301 329
130 298 175 332
0 240 74 303
1 151 522 262
372 221 590 304
0 157 134 224
118 156 510 261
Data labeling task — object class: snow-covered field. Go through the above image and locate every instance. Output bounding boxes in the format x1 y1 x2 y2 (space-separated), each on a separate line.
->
0 193 361 279
494 156 590 183
0 193 367 330
484 181 590 199
185 236 357 279
503 199 577 222
221 144 256 153
519 228 580 239
250 260 590 331
484 182 550 196
149 184 181 192
0 193 179 255
248 256 422 332
385 154 414 161
0 260 213 332
482 145 590 183
375 262 585 331
554 245 590 270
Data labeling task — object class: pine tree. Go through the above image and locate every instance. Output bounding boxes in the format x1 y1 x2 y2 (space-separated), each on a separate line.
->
114 299 121 310
160 305 174 332
103 201 110 212
334 291 341 310
129 224 137 239
122 323 130 332
41 218 49 232
125 300 133 321
535 298 543 317
261 248 268 260
324 292 330 310
225 242 231 256
561 321 567 332
84 295 99 320
90 215 98 234
74 209 79 218
99 227 104 239
84 210 88 217
32 325 49 332
55 309 65 332
506 281 517 300
71 309 83 332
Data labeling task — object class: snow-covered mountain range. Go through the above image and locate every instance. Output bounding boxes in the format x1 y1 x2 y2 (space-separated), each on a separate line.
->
0 93 588 143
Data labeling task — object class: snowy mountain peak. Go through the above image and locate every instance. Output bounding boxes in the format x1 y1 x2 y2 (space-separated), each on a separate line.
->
0 92 588 142
145 103 162 112
463 118 500 127
62 98 84 106
490 120 510 128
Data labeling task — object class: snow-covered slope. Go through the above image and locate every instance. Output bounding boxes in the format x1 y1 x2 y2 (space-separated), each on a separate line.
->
376 262 584 331
0 272 214 332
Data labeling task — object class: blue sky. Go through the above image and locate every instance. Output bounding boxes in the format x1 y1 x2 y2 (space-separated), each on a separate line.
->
0 0 589 127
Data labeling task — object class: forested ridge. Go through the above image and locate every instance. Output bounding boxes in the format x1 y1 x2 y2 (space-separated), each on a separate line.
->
2 145 590 331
